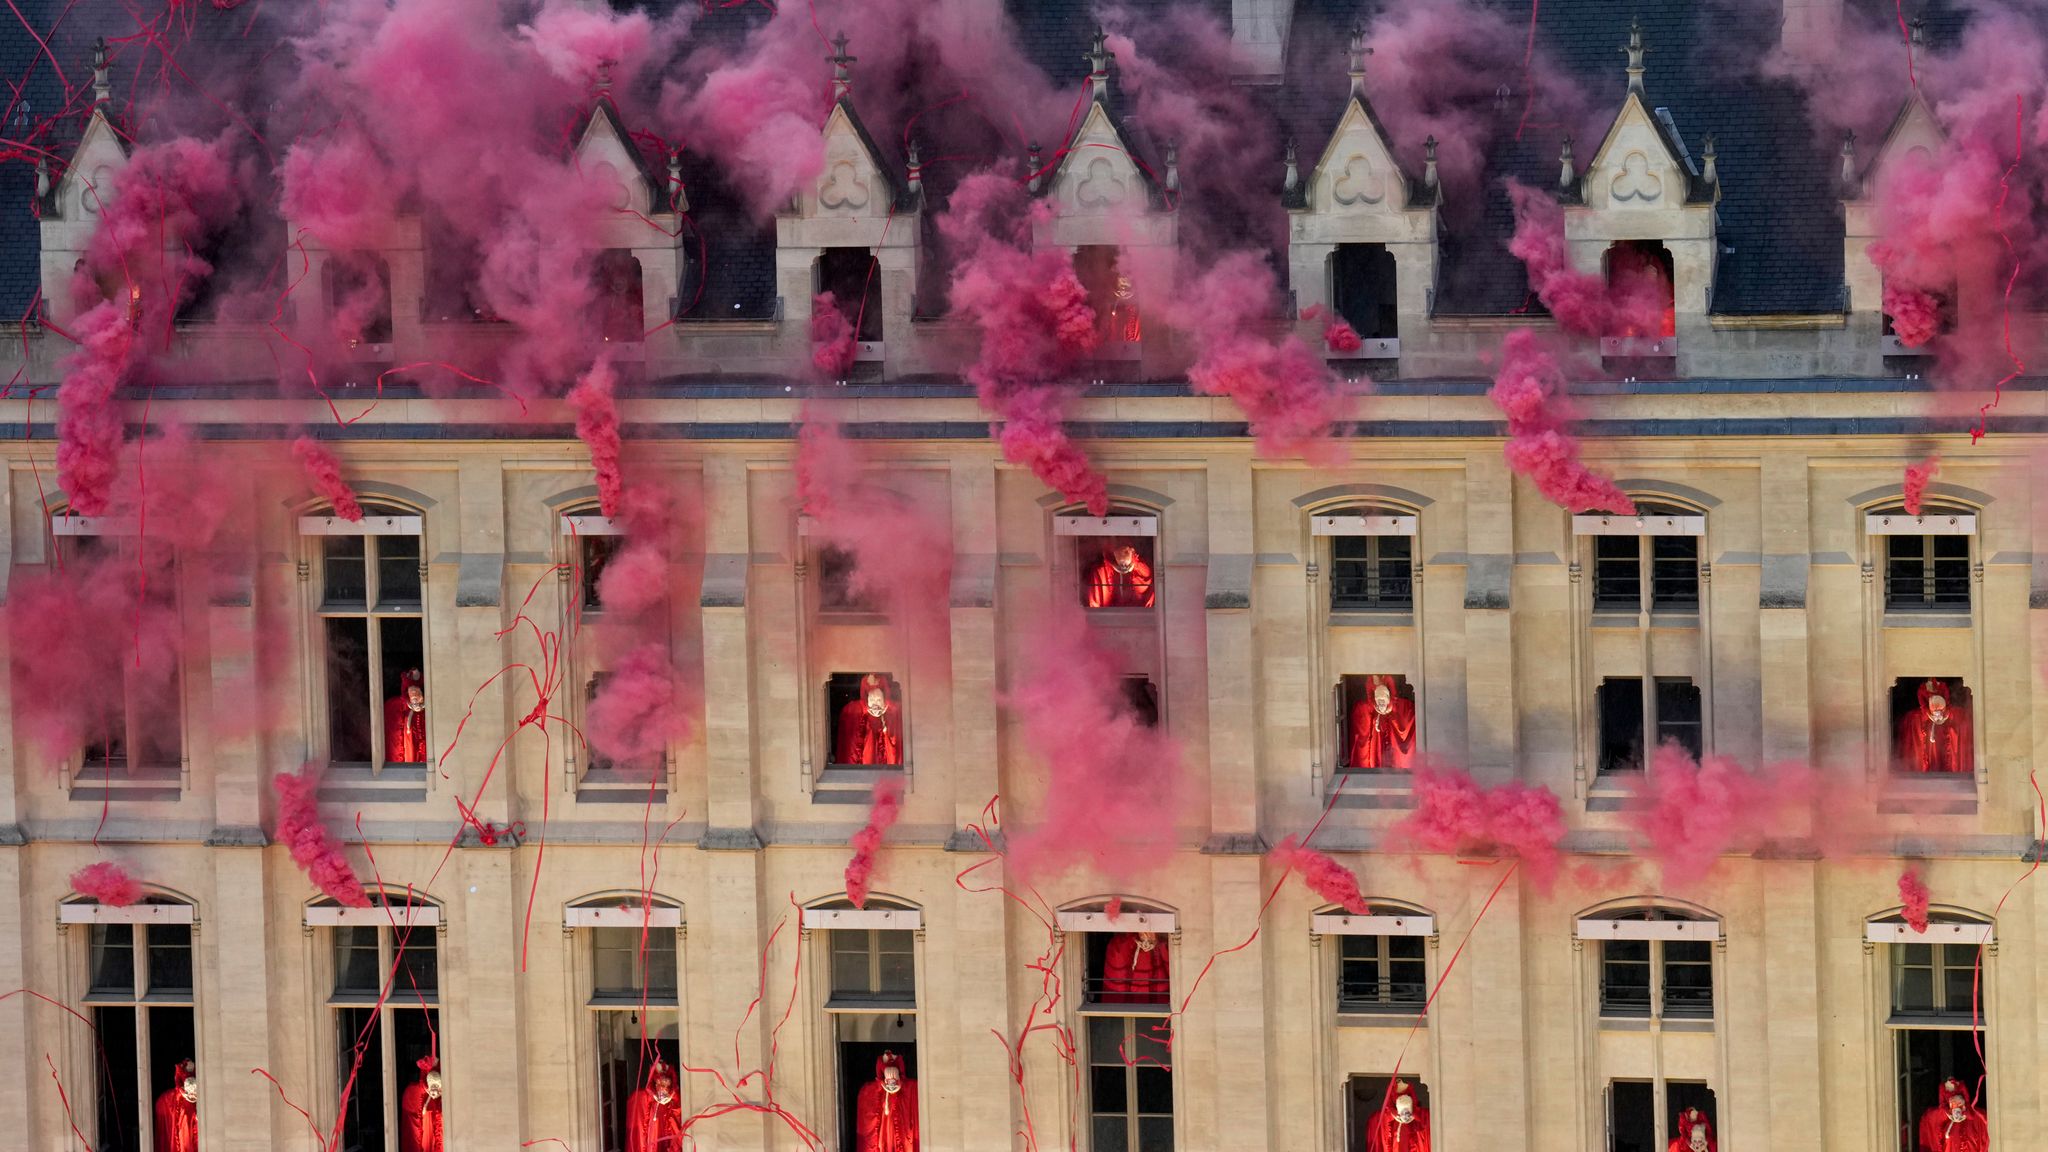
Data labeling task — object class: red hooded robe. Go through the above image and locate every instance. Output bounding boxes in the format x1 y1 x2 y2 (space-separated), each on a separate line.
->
1101 932 1170 1004
400 1060 444 1152
1086 546 1155 609
1917 1079 1989 1152
1900 678 1969 774
1666 1107 1716 1152
385 669 428 764
625 1062 684 1152
855 1051 918 1152
1346 675 1418 770
835 675 904 766
152 1062 199 1152
1365 1080 1430 1152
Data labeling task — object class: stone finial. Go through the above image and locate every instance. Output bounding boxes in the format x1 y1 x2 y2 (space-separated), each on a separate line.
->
1027 141 1044 193
1621 17 1648 95
1558 135 1576 191
1909 16 1927 47
1347 24 1372 101
1086 28 1114 103
1163 141 1179 195
1839 131 1859 196
906 139 923 199
829 31 856 102
1282 139 1299 194
91 38 110 106
1700 133 1718 187
1423 136 1439 191
35 155 50 202
595 59 614 95
668 148 687 213
1494 83 1512 113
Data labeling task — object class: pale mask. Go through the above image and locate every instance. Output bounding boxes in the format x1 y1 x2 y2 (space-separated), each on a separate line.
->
653 1076 674 1105
1373 685 1393 714
407 686 425 712
1112 546 1138 574
1949 1098 1967 1123
424 1072 442 1101
180 1076 197 1103
882 1067 902 1095
1135 931 1157 952
1393 1095 1413 1124
1928 694 1948 724
866 689 888 717
1688 1128 1707 1152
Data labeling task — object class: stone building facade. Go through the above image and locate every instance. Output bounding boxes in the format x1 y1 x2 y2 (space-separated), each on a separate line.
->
1 1 2046 1152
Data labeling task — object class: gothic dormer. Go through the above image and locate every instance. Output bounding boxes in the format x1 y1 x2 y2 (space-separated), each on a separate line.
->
775 31 921 379
572 95 683 354
1031 29 1175 251
1843 92 1946 357
1560 19 1717 365
1285 25 1439 370
38 64 131 327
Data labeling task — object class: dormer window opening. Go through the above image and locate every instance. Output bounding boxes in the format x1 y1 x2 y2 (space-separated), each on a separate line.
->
817 247 883 342
1605 240 1675 338
1330 243 1398 341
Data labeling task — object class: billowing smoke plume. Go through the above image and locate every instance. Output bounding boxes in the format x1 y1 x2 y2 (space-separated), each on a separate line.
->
1389 768 1567 888
274 769 371 907
292 437 364 521
70 861 144 907
1899 868 1932 933
845 776 906 910
1624 744 1817 890
1489 330 1635 514
1271 836 1369 914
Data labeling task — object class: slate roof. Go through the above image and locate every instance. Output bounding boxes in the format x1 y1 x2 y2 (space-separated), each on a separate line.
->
0 0 1960 329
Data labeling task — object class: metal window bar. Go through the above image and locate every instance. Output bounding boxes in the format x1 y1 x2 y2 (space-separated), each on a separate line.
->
1886 536 1971 611
1592 536 1643 610
1330 536 1413 611
1649 535 1700 610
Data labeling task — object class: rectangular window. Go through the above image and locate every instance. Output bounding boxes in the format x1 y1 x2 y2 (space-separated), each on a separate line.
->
1593 534 1698 611
1089 1015 1173 1152
1330 243 1399 342
1339 675 1418 772
590 925 680 1004
828 672 905 768
1337 935 1427 1014
1894 1029 1984 1152
1597 678 1645 774
1601 934 1714 1020
1608 1079 1656 1152
579 534 618 613
828 929 916 1007
1655 679 1704 761
1593 536 1643 610
591 250 645 343
311 511 427 769
1081 537 1156 610
1886 535 1971 611
585 921 681 1152
1650 535 1700 610
1087 931 1170 1008
1889 678 1974 776
1600 940 1653 1017
62 533 183 782
1343 1076 1431 1152
1330 535 1413 611
82 917 197 1152
1661 941 1714 1018
816 545 874 614
329 915 440 1152
818 247 883 343
1891 942 1982 1018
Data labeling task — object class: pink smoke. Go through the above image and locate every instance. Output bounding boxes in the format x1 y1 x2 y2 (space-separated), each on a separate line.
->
844 775 906 910
584 642 691 767
795 417 952 632
292 437 364 521
81 136 244 314
274 769 371 907
1903 454 1940 516
1004 614 1183 884
279 128 400 245
517 0 660 86
1489 330 1636 514
1301 304 1363 353
1507 181 1668 338
1271 835 1368 914
939 172 1109 515
9 543 184 760
811 292 857 379
662 18 826 219
1880 277 1945 349
1389 768 1567 889
70 861 144 907
1899 869 1932 933
568 357 624 517
54 302 133 518
1624 744 1818 890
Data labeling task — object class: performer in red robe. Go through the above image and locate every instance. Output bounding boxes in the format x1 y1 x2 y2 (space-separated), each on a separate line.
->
1346 675 1417 770
400 1058 444 1152
1365 1079 1429 1152
152 1059 198 1152
1086 542 1155 609
625 1059 683 1152
1900 679 1969 774
835 674 903 766
385 668 428 764
1917 1078 1988 1152
1101 931 1170 1004
1666 1106 1714 1152
854 1050 918 1152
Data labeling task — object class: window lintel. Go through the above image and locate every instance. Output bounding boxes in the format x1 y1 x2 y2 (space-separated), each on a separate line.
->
1866 511 1976 536
1573 512 1704 538
299 513 423 537
1314 514 1417 537
1312 912 1434 937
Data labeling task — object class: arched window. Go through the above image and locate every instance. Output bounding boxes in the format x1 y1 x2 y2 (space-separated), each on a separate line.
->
49 511 185 793
1577 903 1721 1152
590 249 644 343
1314 900 1431 1015
1866 907 1992 1143
1867 502 1974 614
1059 898 1175 1149
301 502 427 775
307 892 442 1152
566 894 684 1149
61 894 198 1151
802 897 923 1152
1605 240 1675 338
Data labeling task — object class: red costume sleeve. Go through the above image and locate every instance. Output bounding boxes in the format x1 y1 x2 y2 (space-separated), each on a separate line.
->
385 697 427 764
1087 561 1115 608
1346 700 1375 769
1129 559 1155 608
835 699 866 765
153 1090 198 1152
1102 933 1137 1001
1387 698 1417 770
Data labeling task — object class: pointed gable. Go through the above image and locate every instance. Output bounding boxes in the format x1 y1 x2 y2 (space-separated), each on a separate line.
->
1309 98 1414 216
1580 91 1705 211
799 100 905 220
52 107 129 222
1047 101 1156 218
1856 93 1943 197
574 101 658 218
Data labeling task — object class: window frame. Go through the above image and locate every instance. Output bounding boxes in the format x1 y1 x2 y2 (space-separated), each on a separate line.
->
300 505 428 773
1580 911 1720 1023
49 515 189 789
316 896 442 1152
569 898 686 1152
1867 507 1975 614
1596 676 1704 773
1574 505 1703 615
69 898 198 1152
1087 1013 1174 1152
1335 932 1428 1015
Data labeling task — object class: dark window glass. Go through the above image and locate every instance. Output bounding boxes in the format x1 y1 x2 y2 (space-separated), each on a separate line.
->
580 534 617 611
1330 244 1399 341
1655 680 1704 760
323 535 368 607
1598 678 1645 774
592 250 645 343
375 534 422 609
324 618 373 763
1338 934 1427 1013
94 1006 140 1152
818 247 883 342
1886 534 1971 611
1608 1080 1656 1152
817 545 872 612
1601 939 1652 1016
145 926 193 996
1650 535 1699 610
1894 941 1984 1017
1661 940 1714 1017
1593 535 1642 610
592 925 680 1000
90 924 136 995
393 929 437 998
333 925 382 996
828 928 915 1004
1330 535 1413 611
335 1007 385 1152
1090 1015 1172 1152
